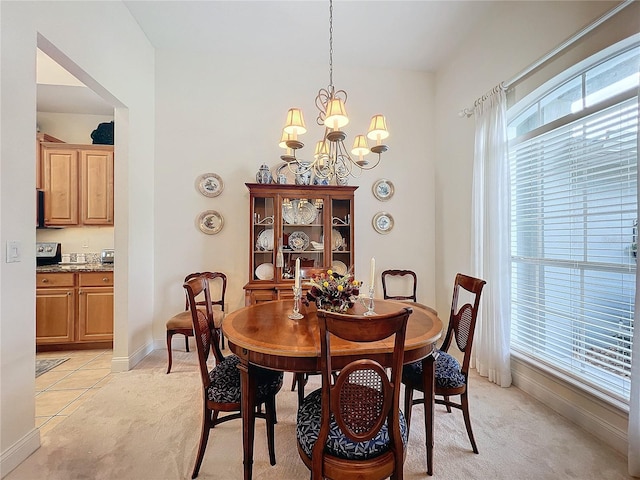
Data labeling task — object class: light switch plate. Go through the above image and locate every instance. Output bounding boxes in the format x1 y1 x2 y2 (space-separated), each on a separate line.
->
6 241 21 263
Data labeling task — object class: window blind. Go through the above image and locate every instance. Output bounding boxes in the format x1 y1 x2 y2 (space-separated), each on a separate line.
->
509 96 637 401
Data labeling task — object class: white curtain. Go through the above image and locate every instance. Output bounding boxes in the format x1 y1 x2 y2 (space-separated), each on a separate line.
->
630 93 640 478
469 88 512 387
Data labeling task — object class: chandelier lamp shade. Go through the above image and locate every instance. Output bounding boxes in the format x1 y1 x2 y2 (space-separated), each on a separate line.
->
279 0 389 182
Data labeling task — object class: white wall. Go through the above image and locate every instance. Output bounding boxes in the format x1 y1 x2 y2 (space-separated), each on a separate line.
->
434 0 631 455
0 1 154 476
37 112 113 145
152 51 436 343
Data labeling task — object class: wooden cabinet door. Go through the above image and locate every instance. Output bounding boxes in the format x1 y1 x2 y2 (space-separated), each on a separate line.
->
42 147 78 225
37 134 64 190
36 288 75 344
80 149 114 225
77 286 114 341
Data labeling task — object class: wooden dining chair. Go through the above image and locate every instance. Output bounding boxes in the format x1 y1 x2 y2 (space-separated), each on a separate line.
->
381 269 418 302
381 269 438 316
184 274 284 479
402 273 485 471
296 306 413 480
165 271 226 374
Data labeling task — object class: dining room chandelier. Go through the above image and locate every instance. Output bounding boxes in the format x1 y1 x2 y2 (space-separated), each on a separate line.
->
279 0 389 183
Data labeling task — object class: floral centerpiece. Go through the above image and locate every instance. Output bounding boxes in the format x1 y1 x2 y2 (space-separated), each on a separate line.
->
302 268 361 313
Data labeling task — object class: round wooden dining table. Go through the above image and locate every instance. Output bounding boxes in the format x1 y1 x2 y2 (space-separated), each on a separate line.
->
223 299 443 480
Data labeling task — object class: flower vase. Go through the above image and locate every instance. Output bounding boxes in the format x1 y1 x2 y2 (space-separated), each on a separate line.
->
316 299 350 313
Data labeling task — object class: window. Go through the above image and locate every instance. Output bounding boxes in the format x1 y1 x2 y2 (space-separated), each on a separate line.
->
508 42 639 403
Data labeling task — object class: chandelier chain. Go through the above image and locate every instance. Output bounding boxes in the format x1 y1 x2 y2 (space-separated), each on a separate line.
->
328 0 333 89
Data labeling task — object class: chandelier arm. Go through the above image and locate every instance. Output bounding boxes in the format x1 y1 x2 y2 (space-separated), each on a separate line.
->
358 153 382 170
316 89 330 125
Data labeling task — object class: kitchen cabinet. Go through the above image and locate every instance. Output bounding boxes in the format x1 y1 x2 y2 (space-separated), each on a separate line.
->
36 133 64 190
35 273 75 344
243 183 357 305
81 150 114 225
77 272 114 342
36 271 113 348
41 143 114 226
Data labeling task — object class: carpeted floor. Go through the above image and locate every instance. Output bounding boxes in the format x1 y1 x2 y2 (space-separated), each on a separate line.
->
8 349 631 479
35 358 69 378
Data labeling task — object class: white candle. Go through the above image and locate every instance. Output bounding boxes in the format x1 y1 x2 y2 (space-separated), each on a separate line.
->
369 257 375 288
294 257 301 289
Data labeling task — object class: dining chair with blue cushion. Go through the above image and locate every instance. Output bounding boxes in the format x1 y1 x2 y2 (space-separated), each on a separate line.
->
184 274 284 479
296 306 413 480
402 273 485 471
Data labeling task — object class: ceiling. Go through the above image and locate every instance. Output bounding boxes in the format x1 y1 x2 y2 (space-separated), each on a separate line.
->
38 1 497 115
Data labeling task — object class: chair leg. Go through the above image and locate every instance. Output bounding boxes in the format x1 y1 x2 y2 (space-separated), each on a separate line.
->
166 330 174 374
265 395 277 466
221 331 226 350
461 391 478 454
185 334 190 353
444 395 451 413
191 405 213 478
403 385 414 432
296 373 307 405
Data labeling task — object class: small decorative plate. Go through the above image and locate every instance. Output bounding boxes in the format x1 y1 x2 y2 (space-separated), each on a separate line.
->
255 263 275 280
331 229 343 251
196 173 224 197
288 231 310 251
372 179 394 201
331 261 348 276
283 201 318 225
257 229 274 251
198 210 224 234
372 212 394 234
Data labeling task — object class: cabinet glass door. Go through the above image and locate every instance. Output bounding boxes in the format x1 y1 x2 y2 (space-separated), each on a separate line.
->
330 198 352 275
281 196 324 280
252 196 275 281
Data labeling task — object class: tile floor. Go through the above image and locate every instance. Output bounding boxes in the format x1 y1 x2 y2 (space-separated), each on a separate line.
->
35 349 113 436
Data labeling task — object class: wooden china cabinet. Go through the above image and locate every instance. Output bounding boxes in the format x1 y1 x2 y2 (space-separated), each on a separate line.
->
244 183 357 305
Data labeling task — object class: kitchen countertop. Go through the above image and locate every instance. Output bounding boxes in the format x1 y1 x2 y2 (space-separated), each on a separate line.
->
36 263 114 273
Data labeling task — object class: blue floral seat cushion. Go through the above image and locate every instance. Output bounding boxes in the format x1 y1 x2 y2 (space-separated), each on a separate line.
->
402 350 466 389
296 388 408 460
207 354 283 404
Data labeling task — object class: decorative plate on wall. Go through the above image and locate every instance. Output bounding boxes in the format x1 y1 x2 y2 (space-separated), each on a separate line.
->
196 173 224 197
198 210 224 235
372 179 394 201
372 211 394 234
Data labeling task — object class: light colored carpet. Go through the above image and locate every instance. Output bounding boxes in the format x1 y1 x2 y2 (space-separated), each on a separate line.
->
8 349 630 479
35 358 69 378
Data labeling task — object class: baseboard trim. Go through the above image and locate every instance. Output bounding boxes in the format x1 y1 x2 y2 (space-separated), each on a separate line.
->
111 341 154 372
0 428 40 479
511 356 628 456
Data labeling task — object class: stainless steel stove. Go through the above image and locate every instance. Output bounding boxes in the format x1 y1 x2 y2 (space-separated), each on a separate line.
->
36 242 61 266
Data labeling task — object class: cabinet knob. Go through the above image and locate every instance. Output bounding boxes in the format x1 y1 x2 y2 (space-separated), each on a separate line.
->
67 292 72 296
102 277 109 282
41 278 49 283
